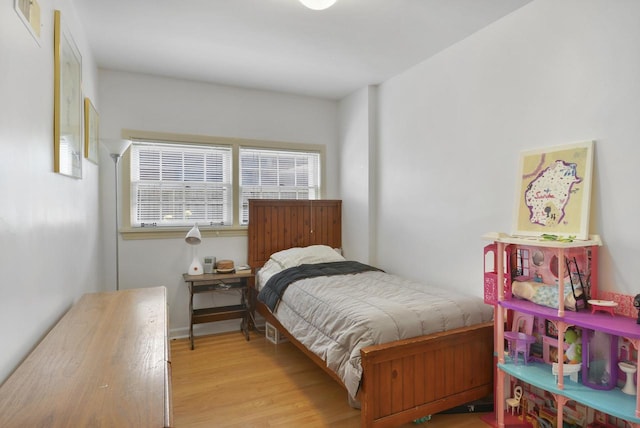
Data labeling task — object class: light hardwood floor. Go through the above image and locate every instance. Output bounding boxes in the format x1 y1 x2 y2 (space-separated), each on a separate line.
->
171 330 493 428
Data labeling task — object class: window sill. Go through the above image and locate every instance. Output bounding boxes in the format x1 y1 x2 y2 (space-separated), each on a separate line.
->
120 226 248 240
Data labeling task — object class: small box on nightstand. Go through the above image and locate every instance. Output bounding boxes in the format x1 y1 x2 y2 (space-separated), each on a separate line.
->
265 322 288 344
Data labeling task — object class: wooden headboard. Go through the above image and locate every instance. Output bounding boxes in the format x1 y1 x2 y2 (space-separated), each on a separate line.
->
247 199 342 269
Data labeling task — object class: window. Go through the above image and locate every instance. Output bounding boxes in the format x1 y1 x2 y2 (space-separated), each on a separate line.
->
239 148 320 225
514 248 530 278
130 141 232 227
122 130 325 238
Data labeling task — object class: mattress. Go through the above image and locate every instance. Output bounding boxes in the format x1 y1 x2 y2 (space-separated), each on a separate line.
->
258 266 493 401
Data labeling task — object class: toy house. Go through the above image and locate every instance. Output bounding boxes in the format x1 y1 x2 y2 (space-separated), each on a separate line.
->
483 234 640 428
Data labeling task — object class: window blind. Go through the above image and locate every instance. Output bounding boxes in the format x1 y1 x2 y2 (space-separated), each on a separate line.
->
239 148 320 225
130 141 232 227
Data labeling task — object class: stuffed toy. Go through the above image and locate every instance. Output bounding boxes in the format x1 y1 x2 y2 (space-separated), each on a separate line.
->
564 328 582 364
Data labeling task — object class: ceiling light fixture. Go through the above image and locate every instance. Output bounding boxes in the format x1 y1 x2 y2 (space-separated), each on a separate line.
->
299 0 337 11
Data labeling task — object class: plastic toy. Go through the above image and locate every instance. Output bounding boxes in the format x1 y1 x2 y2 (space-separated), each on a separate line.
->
582 329 618 390
505 385 523 415
565 328 582 364
412 415 431 424
588 299 618 316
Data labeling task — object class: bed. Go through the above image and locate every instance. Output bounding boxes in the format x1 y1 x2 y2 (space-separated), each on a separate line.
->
247 199 494 428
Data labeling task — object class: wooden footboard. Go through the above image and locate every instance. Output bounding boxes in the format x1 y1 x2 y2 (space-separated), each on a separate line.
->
256 298 493 428
359 321 494 428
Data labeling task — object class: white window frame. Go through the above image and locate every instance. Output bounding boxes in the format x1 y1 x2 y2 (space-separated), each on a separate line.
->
119 130 325 240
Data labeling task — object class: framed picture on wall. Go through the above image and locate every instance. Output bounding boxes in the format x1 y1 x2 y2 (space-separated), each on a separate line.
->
53 9 83 179
84 98 99 164
14 0 41 45
545 319 558 339
512 141 594 240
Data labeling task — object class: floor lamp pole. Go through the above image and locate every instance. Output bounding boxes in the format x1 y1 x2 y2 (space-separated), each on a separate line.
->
103 138 131 293
111 153 122 291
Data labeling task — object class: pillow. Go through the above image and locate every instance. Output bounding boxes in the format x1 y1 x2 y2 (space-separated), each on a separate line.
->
269 245 345 270
256 259 283 290
512 280 581 311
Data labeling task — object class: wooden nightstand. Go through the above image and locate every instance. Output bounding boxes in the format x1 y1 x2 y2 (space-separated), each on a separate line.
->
183 271 254 350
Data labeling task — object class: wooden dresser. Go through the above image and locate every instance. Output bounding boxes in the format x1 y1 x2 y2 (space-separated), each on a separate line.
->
0 287 172 427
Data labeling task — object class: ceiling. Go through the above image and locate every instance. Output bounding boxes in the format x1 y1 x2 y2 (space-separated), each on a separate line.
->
72 0 532 100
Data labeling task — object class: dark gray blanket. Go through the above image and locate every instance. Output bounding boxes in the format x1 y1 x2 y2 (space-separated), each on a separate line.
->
258 261 382 311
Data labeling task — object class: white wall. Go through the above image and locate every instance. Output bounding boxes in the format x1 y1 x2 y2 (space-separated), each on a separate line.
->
98 70 340 337
373 0 640 297
339 86 378 264
0 0 102 383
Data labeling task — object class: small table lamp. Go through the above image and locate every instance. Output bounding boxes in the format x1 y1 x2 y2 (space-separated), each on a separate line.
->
185 224 203 275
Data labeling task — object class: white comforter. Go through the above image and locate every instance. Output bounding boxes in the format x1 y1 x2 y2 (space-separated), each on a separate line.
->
263 269 493 400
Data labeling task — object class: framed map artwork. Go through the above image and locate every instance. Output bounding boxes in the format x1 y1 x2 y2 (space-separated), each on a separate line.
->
513 141 594 240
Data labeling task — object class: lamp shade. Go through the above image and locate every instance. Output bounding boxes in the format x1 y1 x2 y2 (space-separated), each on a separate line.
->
102 138 132 157
185 224 203 275
299 0 336 10
185 224 202 245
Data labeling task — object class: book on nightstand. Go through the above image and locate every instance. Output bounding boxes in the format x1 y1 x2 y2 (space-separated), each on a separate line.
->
235 265 252 274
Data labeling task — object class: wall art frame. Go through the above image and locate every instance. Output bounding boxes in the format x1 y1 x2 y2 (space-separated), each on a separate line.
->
513 141 594 240
14 0 41 45
53 9 83 179
84 97 99 164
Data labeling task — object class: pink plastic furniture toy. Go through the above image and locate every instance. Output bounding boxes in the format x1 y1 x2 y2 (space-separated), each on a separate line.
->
504 331 536 365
